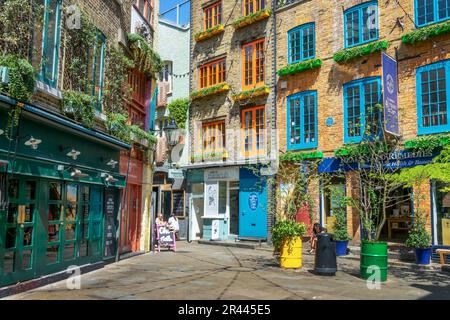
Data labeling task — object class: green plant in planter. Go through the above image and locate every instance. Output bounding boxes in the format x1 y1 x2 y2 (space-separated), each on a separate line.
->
106 112 131 143
62 90 96 128
0 55 36 101
405 211 431 249
271 219 307 252
328 186 352 241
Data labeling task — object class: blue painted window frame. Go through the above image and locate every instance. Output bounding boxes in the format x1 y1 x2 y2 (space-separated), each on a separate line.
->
286 90 318 150
415 0 450 27
416 59 450 135
343 77 382 144
39 0 62 88
288 23 315 64
89 33 107 112
344 1 379 48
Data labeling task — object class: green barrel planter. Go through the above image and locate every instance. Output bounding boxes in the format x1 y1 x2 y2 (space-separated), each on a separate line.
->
360 241 388 282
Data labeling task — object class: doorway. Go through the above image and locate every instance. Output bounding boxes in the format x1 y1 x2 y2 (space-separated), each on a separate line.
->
229 181 239 236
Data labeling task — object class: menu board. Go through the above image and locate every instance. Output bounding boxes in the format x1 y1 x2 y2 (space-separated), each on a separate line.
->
104 190 116 257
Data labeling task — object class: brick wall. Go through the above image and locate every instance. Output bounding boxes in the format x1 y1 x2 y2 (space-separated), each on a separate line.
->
189 0 275 164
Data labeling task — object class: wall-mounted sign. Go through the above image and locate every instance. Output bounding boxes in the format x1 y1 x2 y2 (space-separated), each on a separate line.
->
326 117 334 127
169 169 185 180
104 190 116 257
211 220 220 240
204 182 218 216
204 167 239 181
248 193 259 211
382 52 400 136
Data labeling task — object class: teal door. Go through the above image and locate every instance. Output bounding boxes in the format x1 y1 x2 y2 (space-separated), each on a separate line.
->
239 168 267 239
1 178 40 285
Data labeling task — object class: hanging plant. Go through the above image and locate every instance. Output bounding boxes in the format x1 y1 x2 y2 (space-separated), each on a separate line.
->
61 90 96 128
127 33 163 76
333 40 390 64
4 106 22 140
277 58 323 77
0 54 36 101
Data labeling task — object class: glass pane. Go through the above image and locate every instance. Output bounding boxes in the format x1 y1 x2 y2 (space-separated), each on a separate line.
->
24 204 34 223
219 181 227 214
8 179 19 199
91 204 102 219
81 186 90 202
82 204 90 220
22 249 32 270
49 183 62 201
6 228 16 249
3 251 15 273
65 204 77 221
47 245 59 264
44 0 58 81
91 222 101 238
64 243 75 261
24 181 36 200
79 240 88 257
67 184 78 203
23 227 33 246
82 223 89 239
65 224 76 241
48 224 59 242
48 204 62 221
7 204 17 224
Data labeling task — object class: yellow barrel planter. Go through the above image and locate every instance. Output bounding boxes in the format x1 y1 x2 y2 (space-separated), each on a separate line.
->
279 237 303 269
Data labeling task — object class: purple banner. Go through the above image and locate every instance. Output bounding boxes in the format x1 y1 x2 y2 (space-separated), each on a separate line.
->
382 52 400 136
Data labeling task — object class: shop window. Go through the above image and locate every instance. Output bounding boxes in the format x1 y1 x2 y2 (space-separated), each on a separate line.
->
172 190 185 217
198 58 226 89
343 77 382 144
40 0 62 87
287 90 318 150
88 33 106 111
241 106 266 157
242 39 265 90
416 60 450 135
219 181 227 215
201 121 226 157
435 182 450 246
415 0 450 27
344 1 378 48
244 0 265 16
203 1 222 30
288 23 315 64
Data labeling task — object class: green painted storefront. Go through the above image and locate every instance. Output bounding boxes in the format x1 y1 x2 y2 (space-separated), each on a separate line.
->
0 97 128 287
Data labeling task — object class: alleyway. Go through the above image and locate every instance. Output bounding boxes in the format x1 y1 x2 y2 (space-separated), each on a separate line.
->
3 243 450 300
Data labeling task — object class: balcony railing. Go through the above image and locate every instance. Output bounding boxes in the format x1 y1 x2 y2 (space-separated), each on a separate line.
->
276 0 303 10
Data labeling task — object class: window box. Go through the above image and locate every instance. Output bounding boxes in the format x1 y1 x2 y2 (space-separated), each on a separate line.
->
279 151 324 162
404 135 450 150
233 85 269 101
232 9 271 29
333 40 389 64
190 82 230 100
194 24 225 42
277 58 322 77
402 20 450 45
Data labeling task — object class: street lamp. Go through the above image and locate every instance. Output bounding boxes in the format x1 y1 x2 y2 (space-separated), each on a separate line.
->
164 118 180 148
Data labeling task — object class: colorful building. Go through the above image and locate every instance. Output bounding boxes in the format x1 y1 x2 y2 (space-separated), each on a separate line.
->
185 0 277 241
274 0 450 259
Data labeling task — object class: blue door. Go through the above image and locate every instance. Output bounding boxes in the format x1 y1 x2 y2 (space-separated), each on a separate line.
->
239 168 267 239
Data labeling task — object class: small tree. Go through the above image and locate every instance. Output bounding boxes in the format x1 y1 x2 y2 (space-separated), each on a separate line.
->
327 185 352 241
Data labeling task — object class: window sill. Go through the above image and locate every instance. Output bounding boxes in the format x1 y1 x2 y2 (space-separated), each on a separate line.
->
36 81 62 100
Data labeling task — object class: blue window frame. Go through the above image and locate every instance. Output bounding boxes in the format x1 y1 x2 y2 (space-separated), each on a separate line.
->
40 0 62 87
288 23 315 64
415 0 450 27
344 1 378 48
343 77 382 143
88 33 106 111
287 91 318 150
416 60 450 135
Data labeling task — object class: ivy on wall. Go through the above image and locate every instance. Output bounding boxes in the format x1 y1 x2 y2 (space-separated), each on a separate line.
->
127 33 163 76
167 98 189 129
62 90 96 128
402 20 450 44
0 55 36 102
333 40 390 63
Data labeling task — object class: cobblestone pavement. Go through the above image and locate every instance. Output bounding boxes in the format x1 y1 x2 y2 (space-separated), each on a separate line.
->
3 242 450 300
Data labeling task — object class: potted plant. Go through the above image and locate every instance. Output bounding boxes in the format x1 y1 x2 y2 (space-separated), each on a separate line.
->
327 186 352 256
271 219 307 269
405 211 432 265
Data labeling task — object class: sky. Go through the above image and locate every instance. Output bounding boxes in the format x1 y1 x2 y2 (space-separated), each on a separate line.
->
159 0 190 26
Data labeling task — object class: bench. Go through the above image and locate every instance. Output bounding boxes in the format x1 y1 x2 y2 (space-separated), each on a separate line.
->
236 237 266 247
436 249 450 265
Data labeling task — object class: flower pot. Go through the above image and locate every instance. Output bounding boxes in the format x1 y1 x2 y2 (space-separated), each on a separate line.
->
360 241 388 282
335 240 349 256
279 236 302 269
415 247 432 265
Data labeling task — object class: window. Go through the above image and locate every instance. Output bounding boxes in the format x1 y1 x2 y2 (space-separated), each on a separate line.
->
242 39 265 90
416 0 450 26
88 33 106 111
203 1 222 30
417 60 450 134
244 0 265 16
198 58 226 89
129 69 148 107
40 0 62 87
287 91 318 150
159 62 172 93
344 1 378 48
288 23 315 64
202 121 226 155
136 0 154 25
241 106 265 157
343 77 382 143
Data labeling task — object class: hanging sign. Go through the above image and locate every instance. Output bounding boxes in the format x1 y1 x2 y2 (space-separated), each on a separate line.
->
382 52 400 136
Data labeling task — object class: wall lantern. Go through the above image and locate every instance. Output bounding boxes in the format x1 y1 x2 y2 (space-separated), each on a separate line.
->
107 159 118 169
101 173 118 183
164 118 181 147
71 169 89 178
67 149 81 160
24 136 42 150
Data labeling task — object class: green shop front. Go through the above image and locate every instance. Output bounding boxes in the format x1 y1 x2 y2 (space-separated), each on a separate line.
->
0 97 128 287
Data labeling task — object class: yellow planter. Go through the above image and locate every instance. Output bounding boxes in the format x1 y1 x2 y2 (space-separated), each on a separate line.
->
194 25 225 42
279 237 302 269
